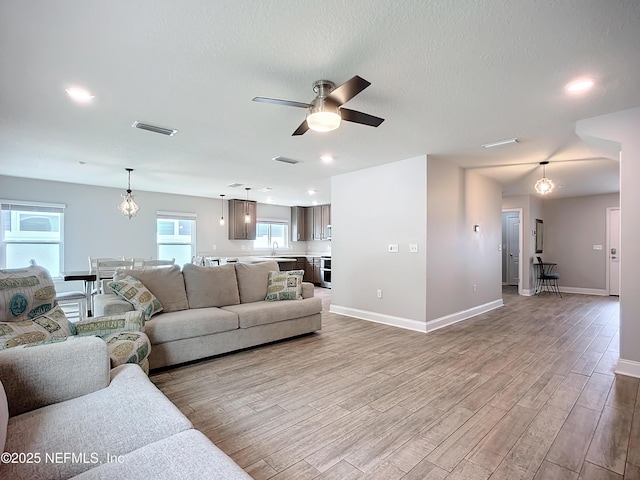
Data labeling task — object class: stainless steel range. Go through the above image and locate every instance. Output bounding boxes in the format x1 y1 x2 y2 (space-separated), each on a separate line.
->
320 256 331 288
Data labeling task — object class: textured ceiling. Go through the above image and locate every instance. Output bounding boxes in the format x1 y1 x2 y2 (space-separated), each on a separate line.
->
1 0 638 206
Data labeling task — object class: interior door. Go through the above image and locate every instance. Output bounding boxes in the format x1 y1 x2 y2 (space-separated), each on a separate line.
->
506 215 520 286
608 207 620 296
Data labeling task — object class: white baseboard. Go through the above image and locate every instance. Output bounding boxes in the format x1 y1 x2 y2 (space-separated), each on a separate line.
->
424 299 504 333
329 299 504 334
558 286 608 296
521 288 536 296
615 358 640 379
329 305 428 332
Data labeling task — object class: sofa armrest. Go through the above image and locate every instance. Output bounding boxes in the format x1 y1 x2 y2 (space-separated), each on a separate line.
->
94 293 135 317
0 336 110 417
301 282 315 299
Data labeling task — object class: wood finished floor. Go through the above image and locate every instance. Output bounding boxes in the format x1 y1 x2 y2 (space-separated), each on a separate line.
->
150 288 640 480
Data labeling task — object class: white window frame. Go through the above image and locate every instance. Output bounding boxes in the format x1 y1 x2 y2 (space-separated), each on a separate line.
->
156 211 197 265
1 200 66 277
254 220 289 250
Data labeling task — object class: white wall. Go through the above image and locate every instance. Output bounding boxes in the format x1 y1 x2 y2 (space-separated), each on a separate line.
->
330 155 503 332
0 175 310 287
331 155 428 330
575 106 640 376
543 193 619 293
426 158 503 323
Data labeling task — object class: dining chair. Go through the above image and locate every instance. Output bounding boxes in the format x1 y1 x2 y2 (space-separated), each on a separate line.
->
94 258 135 294
141 258 175 268
192 256 204 266
535 256 562 297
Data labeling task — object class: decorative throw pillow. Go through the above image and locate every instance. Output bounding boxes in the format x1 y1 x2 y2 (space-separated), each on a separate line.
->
113 265 188 312
0 264 56 322
0 380 7 454
0 305 74 350
108 275 163 320
73 311 145 339
105 330 151 369
265 270 305 301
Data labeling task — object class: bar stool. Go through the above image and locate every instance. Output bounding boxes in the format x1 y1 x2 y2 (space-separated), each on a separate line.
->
55 290 88 321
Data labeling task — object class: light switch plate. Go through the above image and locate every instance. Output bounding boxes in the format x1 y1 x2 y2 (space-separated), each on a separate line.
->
388 244 399 253
593 245 603 250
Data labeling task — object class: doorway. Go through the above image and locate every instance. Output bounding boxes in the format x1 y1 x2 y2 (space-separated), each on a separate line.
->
502 209 522 295
606 207 620 296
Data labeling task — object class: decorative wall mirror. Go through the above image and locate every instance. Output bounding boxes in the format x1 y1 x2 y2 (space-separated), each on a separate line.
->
535 218 544 253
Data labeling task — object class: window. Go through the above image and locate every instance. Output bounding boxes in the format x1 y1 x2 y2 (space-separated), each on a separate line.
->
156 212 196 266
254 221 289 250
1 200 65 277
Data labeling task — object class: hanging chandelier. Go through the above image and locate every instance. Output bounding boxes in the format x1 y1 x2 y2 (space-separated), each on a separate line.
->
118 168 140 219
534 161 554 195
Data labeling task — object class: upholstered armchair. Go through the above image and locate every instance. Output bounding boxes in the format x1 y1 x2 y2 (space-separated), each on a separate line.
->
0 264 152 373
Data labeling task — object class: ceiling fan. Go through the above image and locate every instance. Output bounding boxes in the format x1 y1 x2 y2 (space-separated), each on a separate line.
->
252 75 384 136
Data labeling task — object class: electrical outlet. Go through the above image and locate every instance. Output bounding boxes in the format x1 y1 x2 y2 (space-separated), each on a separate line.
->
377 289 382 298
212 244 217 250
388 244 399 253
409 243 419 253
473 284 477 293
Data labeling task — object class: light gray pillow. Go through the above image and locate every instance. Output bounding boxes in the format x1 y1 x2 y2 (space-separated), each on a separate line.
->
114 265 188 313
182 263 240 308
234 261 279 303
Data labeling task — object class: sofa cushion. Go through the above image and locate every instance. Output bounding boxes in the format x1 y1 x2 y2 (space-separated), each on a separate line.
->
2 364 192 479
222 297 322 328
115 265 188 313
108 275 163 320
0 264 56 322
73 429 252 479
145 308 239 344
182 263 240 308
265 270 304 301
234 261 279 304
0 305 74 350
73 310 144 339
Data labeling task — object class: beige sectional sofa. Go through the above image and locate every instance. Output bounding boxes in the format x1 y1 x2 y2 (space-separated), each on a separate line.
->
0 335 251 479
94 261 323 369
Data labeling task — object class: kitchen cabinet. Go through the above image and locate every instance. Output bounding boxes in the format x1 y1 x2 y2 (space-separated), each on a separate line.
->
304 204 332 241
228 199 257 240
291 206 307 241
304 256 321 284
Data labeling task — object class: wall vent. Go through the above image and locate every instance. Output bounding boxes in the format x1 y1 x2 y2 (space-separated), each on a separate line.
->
132 121 178 136
273 156 300 165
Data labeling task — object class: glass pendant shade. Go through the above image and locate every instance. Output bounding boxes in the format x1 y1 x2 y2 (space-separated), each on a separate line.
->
244 188 251 223
219 194 225 226
306 99 341 132
118 168 139 219
534 161 554 195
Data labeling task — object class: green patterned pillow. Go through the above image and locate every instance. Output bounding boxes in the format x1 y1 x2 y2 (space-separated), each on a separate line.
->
107 275 163 320
0 264 56 322
0 305 74 350
73 311 144 339
265 270 304 301
105 331 151 369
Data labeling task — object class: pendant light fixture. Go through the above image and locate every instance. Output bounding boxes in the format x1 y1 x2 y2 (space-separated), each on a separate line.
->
219 194 226 226
244 187 251 223
118 168 140 219
534 161 555 195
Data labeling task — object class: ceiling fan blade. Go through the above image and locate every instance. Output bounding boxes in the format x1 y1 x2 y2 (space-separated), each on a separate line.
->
252 97 310 109
292 119 309 136
327 76 371 105
340 108 384 127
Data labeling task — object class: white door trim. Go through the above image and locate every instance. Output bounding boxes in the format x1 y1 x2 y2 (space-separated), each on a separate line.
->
502 208 523 295
606 207 620 296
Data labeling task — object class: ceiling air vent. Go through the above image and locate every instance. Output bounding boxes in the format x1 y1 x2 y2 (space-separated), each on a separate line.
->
273 156 300 165
227 183 244 188
132 121 178 136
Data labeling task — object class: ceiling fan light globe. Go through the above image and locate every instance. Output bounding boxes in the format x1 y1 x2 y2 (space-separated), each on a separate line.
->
535 177 554 195
307 111 341 132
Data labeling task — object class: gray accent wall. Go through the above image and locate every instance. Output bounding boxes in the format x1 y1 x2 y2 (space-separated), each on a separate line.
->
543 193 619 291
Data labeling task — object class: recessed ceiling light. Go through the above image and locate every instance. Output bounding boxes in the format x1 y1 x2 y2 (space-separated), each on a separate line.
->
65 87 95 103
320 155 333 163
308 189 317 195
312 201 319 206
565 78 595 94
